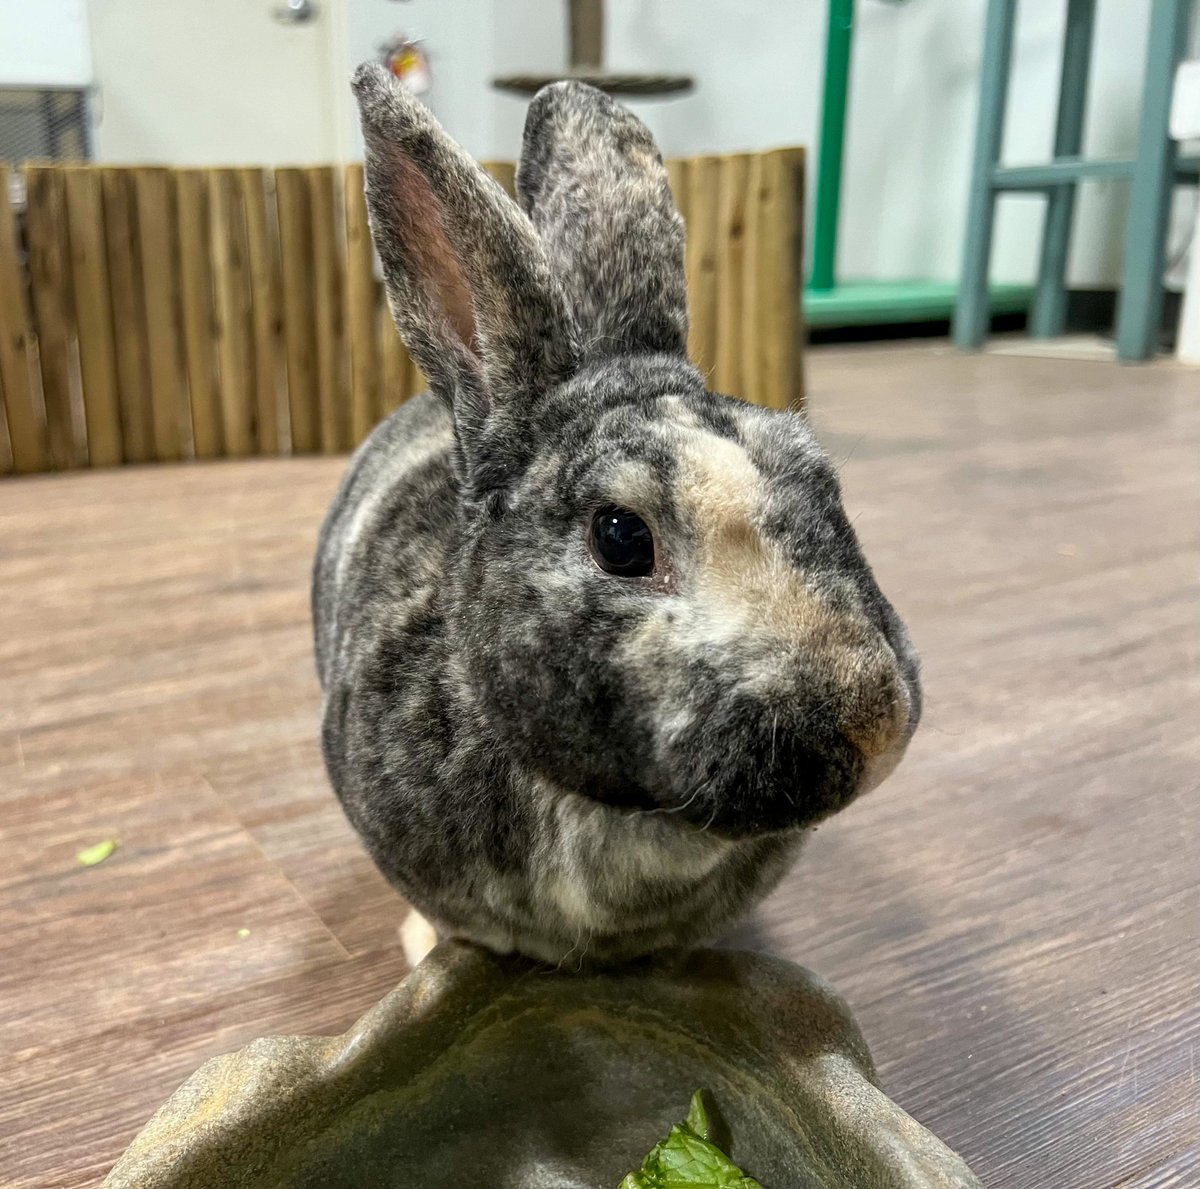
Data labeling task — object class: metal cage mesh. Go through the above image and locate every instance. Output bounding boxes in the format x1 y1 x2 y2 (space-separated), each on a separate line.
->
0 89 92 165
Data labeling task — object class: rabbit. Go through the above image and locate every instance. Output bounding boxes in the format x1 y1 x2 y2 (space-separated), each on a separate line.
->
312 63 922 968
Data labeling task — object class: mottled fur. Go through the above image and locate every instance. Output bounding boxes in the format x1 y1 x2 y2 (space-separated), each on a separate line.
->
313 66 921 965
518 81 688 359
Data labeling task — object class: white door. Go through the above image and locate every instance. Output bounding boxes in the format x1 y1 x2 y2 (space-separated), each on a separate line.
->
86 0 348 165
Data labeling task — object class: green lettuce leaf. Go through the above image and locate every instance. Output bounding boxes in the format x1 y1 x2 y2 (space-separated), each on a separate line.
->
620 1092 763 1188
76 838 118 866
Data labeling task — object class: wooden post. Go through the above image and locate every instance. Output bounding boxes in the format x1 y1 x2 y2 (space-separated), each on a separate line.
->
713 153 750 396
0 164 47 473
685 155 720 381
62 167 122 468
0 366 9 473
343 163 379 447
101 169 155 463
743 148 805 412
275 168 319 454
238 169 286 455
307 166 348 454
209 169 255 457
483 160 517 201
378 301 412 416
666 158 689 227
25 166 82 469
133 168 189 459
176 169 223 459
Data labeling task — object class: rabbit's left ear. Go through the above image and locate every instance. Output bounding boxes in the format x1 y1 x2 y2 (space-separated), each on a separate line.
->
353 64 579 431
517 82 689 363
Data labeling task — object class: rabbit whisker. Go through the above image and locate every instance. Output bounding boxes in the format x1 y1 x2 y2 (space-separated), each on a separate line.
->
648 767 721 818
831 434 865 475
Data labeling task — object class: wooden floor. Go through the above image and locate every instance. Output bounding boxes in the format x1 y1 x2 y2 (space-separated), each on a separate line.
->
2 343 1197 1188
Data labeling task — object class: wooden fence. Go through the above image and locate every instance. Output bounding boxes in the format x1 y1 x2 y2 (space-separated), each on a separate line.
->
0 150 804 476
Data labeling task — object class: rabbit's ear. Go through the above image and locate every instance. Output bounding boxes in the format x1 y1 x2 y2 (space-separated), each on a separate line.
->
517 82 688 363
352 64 579 429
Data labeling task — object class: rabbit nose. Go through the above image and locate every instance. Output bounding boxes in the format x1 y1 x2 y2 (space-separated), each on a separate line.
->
833 642 914 762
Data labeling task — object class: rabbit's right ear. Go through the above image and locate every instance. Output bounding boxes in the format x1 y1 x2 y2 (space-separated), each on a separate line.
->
352 64 579 437
517 82 689 364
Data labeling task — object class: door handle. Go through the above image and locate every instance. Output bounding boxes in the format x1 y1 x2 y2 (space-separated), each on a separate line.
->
274 0 316 24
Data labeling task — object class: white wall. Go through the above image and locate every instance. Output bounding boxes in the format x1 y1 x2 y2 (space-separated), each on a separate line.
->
88 0 344 165
1 0 93 88
81 0 1196 289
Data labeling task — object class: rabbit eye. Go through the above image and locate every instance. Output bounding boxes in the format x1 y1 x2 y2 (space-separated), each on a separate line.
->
590 506 655 578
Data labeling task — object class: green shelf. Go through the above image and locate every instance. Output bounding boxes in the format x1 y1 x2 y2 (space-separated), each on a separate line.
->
804 280 1033 329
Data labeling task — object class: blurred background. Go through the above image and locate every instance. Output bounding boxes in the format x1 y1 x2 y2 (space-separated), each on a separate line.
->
3 0 1198 356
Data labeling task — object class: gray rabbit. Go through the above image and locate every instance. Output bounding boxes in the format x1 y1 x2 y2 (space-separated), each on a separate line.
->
313 64 922 966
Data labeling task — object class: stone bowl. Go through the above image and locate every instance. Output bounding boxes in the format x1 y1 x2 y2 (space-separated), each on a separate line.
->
103 942 981 1188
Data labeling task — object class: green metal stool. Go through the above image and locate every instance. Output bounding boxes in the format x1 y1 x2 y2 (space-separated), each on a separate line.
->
806 0 1034 330
953 0 1199 361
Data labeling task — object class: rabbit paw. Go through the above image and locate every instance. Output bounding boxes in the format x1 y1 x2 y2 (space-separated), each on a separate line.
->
399 909 438 968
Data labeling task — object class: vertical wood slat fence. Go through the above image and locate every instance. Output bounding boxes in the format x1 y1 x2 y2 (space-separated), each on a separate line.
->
0 149 804 477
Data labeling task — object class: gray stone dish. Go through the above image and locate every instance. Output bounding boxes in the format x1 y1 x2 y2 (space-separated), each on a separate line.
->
103 942 982 1188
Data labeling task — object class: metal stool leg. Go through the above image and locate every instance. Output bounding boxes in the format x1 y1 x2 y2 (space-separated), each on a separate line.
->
1031 0 1096 338
954 0 1019 349
1116 0 1192 362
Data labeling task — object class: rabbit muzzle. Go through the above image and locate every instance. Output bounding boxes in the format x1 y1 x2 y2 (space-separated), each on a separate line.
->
639 621 916 839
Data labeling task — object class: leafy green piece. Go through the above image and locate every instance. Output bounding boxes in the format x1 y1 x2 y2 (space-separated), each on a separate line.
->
685 1094 711 1141
76 839 118 867
620 1092 763 1189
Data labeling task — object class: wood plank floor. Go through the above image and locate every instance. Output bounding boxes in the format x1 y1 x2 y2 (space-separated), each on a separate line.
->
2 343 1197 1188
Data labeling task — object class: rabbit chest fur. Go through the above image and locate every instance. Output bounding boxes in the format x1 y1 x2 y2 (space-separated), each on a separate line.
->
312 66 921 965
